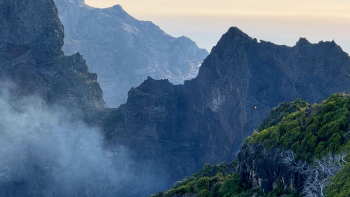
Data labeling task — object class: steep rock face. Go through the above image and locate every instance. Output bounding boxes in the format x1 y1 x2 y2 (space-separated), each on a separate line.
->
0 0 106 122
0 0 64 53
54 0 209 107
238 143 304 192
192 27 350 150
107 27 350 183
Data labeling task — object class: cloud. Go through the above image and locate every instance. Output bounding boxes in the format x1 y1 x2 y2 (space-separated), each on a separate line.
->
0 88 167 196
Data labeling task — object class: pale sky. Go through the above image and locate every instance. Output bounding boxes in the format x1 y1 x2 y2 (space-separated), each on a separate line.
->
85 0 350 53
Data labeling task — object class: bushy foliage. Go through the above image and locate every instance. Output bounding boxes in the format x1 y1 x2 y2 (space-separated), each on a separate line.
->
258 98 309 132
197 177 210 190
149 191 164 197
246 94 350 197
151 161 301 197
266 187 300 197
326 162 350 197
247 94 350 162
198 189 214 197
194 161 237 179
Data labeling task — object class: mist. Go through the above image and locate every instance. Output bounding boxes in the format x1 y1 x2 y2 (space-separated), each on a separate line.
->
0 88 168 197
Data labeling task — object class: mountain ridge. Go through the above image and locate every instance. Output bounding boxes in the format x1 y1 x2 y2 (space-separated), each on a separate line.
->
105 25 350 187
2 0 350 195
54 0 209 107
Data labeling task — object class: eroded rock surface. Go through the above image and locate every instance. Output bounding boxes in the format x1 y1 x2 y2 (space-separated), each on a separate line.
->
238 143 305 192
0 0 64 53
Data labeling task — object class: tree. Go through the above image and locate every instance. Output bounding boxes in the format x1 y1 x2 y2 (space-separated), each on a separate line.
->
280 150 347 197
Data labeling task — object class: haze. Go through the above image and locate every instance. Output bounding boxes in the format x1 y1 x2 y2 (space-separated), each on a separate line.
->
84 0 350 53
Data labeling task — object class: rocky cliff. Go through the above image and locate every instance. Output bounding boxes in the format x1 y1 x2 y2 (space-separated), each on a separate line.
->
107 27 350 184
238 143 305 193
0 0 63 53
0 0 112 196
0 0 106 123
54 0 208 107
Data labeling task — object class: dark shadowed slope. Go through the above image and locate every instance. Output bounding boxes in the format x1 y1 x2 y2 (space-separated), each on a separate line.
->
54 0 208 107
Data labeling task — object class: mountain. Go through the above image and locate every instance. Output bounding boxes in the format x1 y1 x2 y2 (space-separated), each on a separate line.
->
0 0 106 122
54 0 209 107
104 26 350 185
3 0 350 195
0 1 175 196
0 0 121 196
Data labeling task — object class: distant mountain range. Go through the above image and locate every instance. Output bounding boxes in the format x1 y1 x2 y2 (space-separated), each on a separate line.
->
54 0 208 107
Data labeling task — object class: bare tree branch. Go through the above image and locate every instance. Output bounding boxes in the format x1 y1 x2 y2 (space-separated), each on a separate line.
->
279 151 347 197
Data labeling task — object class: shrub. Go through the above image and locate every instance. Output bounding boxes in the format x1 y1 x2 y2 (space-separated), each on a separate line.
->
164 189 176 197
199 189 214 197
155 191 164 197
175 185 189 194
172 181 184 189
197 177 210 190
249 95 350 162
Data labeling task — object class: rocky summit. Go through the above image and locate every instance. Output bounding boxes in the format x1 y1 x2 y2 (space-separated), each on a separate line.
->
106 27 350 184
54 0 208 107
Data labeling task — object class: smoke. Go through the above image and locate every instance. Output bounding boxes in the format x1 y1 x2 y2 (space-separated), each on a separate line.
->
0 89 167 197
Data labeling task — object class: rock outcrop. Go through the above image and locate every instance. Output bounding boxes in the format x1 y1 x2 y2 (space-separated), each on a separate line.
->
0 0 64 53
238 143 304 192
0 0 106 123
54 0 208 107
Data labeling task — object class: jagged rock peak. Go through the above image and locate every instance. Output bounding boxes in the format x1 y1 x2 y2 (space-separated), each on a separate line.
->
139 76 173 90
227 26 246 35
111 4 123 9
106 4 126 12
296 37 311 46
223 27 253 42
211 26 254 53
0 0 64 54
102 4 132 18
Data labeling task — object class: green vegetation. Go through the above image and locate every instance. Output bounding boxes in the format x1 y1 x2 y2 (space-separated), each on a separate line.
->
325 135 350 196
247 94 350 162
152 94 350 197
326 162 350 197
257 98 310 132
150 161 300 197
247 94 350 197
